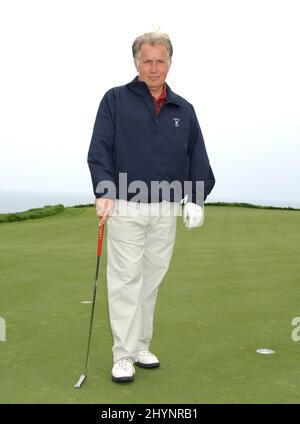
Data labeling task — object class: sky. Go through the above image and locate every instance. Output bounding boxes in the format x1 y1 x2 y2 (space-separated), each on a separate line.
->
0 0 299 209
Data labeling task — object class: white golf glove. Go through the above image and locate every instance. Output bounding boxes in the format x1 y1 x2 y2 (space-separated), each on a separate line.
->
182 201 203 229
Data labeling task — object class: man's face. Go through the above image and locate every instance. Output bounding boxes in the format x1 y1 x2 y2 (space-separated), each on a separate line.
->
135 43 171 91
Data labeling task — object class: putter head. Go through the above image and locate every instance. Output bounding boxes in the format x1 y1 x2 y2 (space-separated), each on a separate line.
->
74 374 86 389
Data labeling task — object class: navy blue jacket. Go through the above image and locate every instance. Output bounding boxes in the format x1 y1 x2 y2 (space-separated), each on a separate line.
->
87 76 215 203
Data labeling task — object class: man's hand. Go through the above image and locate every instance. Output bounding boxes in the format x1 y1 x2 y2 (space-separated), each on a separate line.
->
95 198 115 226
183 202 203 229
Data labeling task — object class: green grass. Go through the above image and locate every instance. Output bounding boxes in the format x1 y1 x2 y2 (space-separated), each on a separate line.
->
0 204 65 223
0 205 300 404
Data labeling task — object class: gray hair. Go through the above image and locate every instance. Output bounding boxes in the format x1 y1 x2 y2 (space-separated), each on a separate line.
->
132 32 173 63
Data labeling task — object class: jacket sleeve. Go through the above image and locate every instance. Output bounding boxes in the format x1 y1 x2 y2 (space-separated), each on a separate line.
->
87 89 116 198
188 108 215 204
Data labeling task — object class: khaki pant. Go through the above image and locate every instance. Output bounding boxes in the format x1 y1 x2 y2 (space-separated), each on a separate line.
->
107 199 179 363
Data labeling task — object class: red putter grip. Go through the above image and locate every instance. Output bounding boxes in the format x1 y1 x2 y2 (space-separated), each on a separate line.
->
97 224 105 257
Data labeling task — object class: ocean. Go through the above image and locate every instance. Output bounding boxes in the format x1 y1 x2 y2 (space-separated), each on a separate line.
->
0 191 95 213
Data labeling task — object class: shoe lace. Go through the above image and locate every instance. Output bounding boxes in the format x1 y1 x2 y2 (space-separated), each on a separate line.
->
117 358 132 370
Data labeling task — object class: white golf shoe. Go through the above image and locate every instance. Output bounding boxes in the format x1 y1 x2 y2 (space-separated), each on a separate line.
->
112 358 135 382
135 350 160 368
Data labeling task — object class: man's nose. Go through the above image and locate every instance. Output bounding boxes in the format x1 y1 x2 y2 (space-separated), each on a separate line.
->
150 61 158 72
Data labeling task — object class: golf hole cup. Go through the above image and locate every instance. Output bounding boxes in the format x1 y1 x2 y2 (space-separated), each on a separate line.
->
256 348 275 354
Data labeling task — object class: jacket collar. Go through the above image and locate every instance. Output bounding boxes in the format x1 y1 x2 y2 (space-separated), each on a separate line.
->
125 76 182 107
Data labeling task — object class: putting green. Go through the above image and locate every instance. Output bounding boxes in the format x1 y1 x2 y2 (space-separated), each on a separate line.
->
0 205 300 403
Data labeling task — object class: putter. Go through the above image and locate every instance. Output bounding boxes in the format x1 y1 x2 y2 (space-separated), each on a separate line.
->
74 223 105 389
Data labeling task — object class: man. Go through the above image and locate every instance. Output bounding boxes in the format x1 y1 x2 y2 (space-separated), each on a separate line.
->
87 32 215 383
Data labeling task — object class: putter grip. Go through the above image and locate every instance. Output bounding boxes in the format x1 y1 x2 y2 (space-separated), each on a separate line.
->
97 224 105 257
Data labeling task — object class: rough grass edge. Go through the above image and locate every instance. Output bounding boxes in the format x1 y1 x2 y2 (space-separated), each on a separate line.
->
206 202 300 211
0 204 65 223
1 201 299 224
73 201 300 211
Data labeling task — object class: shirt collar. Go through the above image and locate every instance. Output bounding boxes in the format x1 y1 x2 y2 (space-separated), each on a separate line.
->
152 83 167 103
126 76 182 107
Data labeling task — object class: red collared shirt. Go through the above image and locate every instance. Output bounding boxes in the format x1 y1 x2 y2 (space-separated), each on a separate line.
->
152 84 167 115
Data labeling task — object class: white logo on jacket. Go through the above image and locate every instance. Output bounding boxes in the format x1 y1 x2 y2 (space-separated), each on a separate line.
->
173 118 180 127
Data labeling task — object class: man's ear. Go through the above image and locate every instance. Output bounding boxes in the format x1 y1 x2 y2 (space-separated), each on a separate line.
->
134 59 139 71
